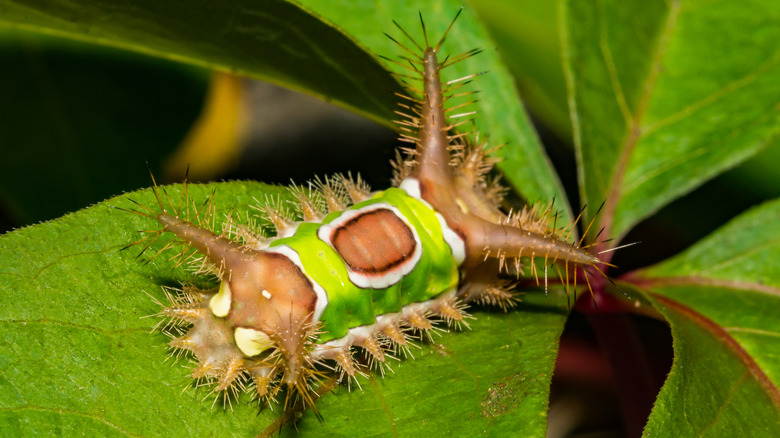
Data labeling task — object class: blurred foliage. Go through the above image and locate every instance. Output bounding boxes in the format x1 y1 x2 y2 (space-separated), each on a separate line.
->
0 27 208 232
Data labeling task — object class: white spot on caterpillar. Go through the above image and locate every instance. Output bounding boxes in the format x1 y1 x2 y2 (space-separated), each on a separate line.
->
209 281 232 317
375 313 401 329
349 323 379 343
234 327 273 357
399 178 422 199
311 330 356 361
277 222 301 238
261 289 272 300
435 211 466 264
455 198 469 214
264 245 328 322
400 178 466 265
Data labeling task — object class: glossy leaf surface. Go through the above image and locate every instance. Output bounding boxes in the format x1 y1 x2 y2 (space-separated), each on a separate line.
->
628 199 780 434
562 0 780 240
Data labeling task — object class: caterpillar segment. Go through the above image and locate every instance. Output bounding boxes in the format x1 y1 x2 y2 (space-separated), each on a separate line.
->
127 12 607 415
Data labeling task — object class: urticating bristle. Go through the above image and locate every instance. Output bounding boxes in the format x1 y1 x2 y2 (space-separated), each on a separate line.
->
121 178 225 273
222 211 267 249
453 140 501 181
312 175 349 213
391 149 415 186
380 321 407 346
333 348 357 379
216 356 246 392
481 174 508 207
505 200 561 238
337 172 372 203
253 195 297 236
403 308 441 343
430 295 472 330
359 335 385 364
169 334 196 353
288 182 326 222
147 286 211 333
249 366 280 401
475 280 521 311
404 308 433 331
326 347 368 392
191 359 215 379
162 306 205 325
360 334 397 376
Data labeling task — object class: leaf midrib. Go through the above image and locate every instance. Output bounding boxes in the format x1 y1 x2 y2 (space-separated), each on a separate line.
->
625 275 780 298
598 0 682 245
652 293 780 408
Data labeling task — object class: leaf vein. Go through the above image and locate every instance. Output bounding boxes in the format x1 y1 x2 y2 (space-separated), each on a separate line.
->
725 327 780 338
698 372 748 437
0 405 144 437
597 0 632 125
643 48 780 136
0 318 149 336
600 0 681 242
699 238 780 274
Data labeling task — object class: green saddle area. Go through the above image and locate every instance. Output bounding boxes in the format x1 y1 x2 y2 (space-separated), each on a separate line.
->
271 188 460 342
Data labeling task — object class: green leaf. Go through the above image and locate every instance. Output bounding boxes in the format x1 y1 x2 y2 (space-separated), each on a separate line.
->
0 183 569 436
0 0 570 222
623 199 780 434
643 294 779 436
0 0 401 127
561 0 780 240
469 0 571 141
631 199 780 384
638 198 780 289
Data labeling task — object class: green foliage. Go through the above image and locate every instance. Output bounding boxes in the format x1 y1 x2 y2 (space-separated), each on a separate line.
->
562 0 780 240
0 0 778 436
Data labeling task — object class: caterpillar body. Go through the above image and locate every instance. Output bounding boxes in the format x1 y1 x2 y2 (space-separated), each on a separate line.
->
128 12 604 418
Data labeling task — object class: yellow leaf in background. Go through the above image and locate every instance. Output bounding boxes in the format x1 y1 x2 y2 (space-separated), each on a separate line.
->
166 72 246 181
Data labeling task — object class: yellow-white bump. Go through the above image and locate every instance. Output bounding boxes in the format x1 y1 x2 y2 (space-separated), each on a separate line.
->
209 281 232 317
234 327 273 357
